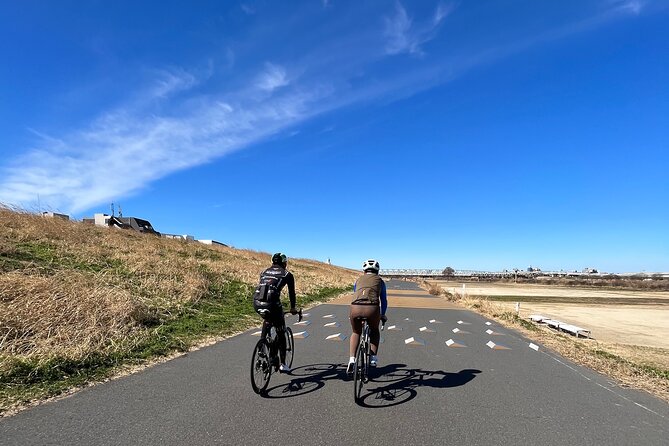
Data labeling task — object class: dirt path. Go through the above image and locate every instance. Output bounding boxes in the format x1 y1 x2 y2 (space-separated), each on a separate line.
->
433 281 669 349
511 302 668 348
433 281 669 300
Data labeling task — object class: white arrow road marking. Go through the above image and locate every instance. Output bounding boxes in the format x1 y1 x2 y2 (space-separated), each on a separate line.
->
325 333 347 341
486 340 510 350
404 337 426 346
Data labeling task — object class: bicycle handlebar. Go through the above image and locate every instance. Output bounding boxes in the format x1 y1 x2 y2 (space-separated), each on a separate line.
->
284 308 303 322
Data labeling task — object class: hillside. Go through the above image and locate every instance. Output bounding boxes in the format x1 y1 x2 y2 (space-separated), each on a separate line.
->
0 206 357 413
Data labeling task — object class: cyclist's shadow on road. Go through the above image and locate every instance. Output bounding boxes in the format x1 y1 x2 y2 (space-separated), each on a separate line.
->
260 363 480 406
358 364 482 408
262 363 347 399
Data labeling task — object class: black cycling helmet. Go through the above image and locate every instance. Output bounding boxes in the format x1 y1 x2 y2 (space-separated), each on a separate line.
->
272 252 288 265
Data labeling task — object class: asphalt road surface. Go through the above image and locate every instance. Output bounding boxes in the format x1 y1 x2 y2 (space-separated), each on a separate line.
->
1 280 668 445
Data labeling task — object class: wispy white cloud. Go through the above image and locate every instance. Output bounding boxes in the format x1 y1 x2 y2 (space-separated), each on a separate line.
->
0 67 328 213
609 0 645 14
384 1 454 55
434 2 456 25
240 4 255 15
384 2 415 54
255 63 290 92
149 68 199 99
0 1 649 214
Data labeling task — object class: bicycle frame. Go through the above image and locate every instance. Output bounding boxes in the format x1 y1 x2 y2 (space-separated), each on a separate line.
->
353 317 385 402
353 319 371 402
360 321 371 381
251 309 302 394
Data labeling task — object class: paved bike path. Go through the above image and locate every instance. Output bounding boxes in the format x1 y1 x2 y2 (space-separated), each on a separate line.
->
1 281 668 445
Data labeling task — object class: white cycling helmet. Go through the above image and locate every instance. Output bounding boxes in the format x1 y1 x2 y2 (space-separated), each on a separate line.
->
362 259 380 273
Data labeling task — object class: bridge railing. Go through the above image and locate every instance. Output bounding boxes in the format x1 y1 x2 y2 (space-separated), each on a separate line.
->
378 269 616 278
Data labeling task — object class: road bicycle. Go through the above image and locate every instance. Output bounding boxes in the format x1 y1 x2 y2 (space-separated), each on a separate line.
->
250 309 302 394
353 317 385 402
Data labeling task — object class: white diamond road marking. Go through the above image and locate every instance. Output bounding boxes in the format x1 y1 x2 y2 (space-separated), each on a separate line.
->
325 333 347 341
452 328 460 333
429 319 442 324
251 331 262 336
294 320 311 326
322 314 335 318
419 326 435 333
446 339 455 346
324 322 341 328
293 331 309 339
486 341 496 348
404 337 426 346
529 343 539 351
404 318 412 321
445 339 466 348
486 329 493 334
485 322 492 326
387 325 403 331
457 320 464 324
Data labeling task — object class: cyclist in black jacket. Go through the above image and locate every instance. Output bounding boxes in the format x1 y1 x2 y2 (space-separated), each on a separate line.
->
253 252 298 373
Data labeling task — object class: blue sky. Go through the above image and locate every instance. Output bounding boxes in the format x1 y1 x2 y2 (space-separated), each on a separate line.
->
1 0 667 273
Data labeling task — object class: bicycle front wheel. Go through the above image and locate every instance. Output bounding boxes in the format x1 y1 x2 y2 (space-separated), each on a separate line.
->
250 339 272 394
353 341 365 402
284 327 295 368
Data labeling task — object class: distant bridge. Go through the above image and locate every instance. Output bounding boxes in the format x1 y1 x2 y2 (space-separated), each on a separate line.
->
379 269 506 277
378 269 641 278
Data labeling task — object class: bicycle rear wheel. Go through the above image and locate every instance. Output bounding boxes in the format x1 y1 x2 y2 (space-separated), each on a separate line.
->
284 327 295 368
250 339 272 394
353 339 366 402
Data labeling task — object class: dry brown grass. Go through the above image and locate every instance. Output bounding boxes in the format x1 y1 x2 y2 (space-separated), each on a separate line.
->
420 279 460 301
0 206 357 371
426 282 442 295
0 271 139 358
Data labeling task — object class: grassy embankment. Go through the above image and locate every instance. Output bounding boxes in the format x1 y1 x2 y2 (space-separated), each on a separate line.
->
424 282 669 402
0 207 357 415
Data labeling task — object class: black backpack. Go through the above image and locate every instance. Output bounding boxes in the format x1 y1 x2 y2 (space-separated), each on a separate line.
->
253 275 280 306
